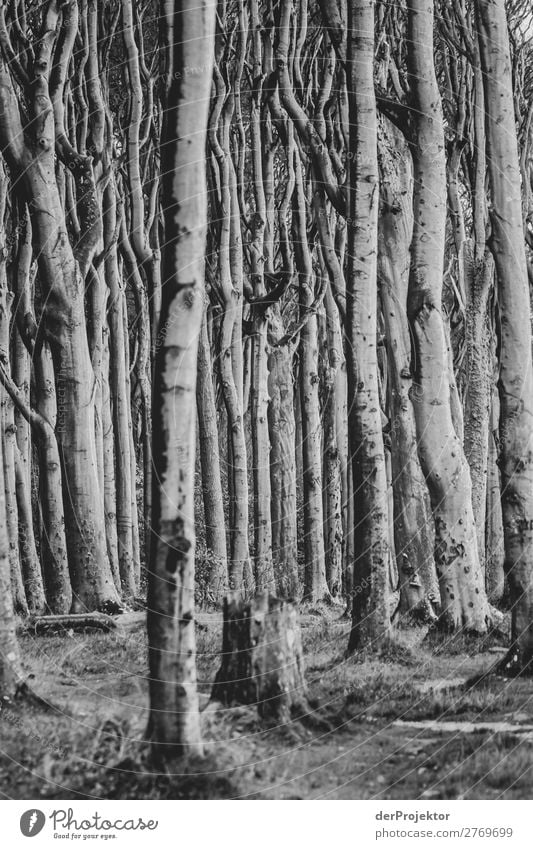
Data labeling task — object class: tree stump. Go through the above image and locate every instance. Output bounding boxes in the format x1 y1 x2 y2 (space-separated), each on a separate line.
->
212 591 308 724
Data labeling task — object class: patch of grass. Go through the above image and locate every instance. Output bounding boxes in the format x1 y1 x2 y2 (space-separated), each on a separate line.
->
423 619 510 657
423 732 533 799
3 608 533 800
402 685 517 721
342 667 414 718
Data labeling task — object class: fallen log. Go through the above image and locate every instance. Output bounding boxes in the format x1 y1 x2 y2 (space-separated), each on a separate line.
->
20 613 121 636
212 591 309 724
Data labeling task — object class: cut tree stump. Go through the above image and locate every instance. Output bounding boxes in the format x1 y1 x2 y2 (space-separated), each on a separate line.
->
212 591 309 724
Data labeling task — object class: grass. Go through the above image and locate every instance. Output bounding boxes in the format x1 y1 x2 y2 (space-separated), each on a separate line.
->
2 608 533 799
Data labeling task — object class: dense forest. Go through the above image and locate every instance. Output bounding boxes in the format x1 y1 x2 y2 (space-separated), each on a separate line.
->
1 0 533 800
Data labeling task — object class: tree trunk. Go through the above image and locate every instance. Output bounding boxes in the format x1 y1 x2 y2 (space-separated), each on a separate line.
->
104 178 137 597
321 301 343 598
196 305 228 604
209 71 252 595
378 122 437 617
268 319 299 599
147 0 216 763
102 318 122 595
293 156 329 604
476 0 533 670
212 591 308 724
0 284 27 616
462 247 494 571
406 0 490 633
346 0 391 650
249 0 274 593
0 396 22 696
486 390 505 604
15 447 46 615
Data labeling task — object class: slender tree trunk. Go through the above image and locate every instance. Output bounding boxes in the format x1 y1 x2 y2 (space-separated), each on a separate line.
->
0 281 27 616
462 247 494 571
196 305 228 604
105 179 137 597
15 447 46 614
209 80 252 595
321 299 343 598
293 156 329 604
102 319 122 595
346 0 391 650
486 389 505 603
1 379 26 616
249 0 274 593
0 400 22 696
32 340 71 614
268 326 299 599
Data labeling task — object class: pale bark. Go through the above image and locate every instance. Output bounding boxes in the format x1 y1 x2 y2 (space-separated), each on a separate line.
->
249 0 274 592
346 0 391 649
486 389 505 603
407 0 490 633
208 57 252 595
293 154 329 604
321 298 343 598
104 178 137 598
476 0 533 668
147 0 216 763
377 123 437 616
0 27 119 612
15 446 46 615
0 395 22 696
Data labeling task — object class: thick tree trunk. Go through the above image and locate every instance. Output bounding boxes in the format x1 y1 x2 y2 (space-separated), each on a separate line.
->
346 0 391 650
378 123 437 617
147 0 216 763
212 591 308 723
476 0 533 671
407 0 490 633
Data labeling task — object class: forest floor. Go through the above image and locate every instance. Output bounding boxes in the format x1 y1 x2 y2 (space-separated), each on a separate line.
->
2 606 533 800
